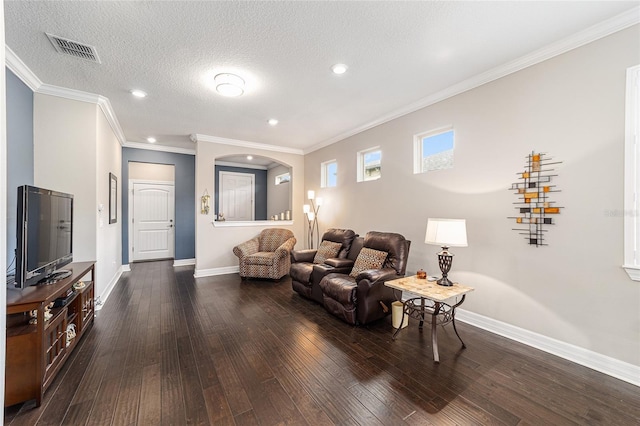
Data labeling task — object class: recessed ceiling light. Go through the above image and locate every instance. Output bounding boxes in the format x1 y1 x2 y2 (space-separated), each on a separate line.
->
130 89 147 98
147 137 156 143
268 119 279 126
331 64 348 75
246 155 253 160
214 73 245 97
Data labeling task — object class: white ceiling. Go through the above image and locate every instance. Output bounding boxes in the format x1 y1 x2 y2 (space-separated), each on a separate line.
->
4 1 639 153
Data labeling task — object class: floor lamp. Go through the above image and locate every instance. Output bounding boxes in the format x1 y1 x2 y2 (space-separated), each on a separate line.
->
303 190 322 249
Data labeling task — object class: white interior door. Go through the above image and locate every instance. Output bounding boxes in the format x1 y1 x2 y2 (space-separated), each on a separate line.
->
219 171 254 221
131 182 175 261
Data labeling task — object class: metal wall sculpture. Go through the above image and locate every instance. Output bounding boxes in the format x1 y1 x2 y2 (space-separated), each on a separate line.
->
509 152 562 246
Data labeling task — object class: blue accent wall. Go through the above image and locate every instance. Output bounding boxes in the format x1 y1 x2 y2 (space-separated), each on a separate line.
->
122 148 195 264
214 165 267 220
6 68 34 271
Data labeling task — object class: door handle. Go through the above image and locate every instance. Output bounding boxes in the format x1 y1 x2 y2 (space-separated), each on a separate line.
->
169 224 173 228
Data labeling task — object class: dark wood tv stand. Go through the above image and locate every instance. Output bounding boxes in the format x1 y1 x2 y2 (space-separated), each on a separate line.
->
5 261 95 407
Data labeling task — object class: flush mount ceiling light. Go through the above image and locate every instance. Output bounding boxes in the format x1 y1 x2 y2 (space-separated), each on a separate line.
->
147 137 156 143
246 155 253 160
268 119 279 126
331 64 348 75
130 89 147 98
214 73 245 97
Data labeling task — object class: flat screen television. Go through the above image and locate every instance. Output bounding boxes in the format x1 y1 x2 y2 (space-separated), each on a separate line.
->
15 185 74 288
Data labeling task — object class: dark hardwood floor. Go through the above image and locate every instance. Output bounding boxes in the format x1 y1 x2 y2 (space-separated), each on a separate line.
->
5 260 639 425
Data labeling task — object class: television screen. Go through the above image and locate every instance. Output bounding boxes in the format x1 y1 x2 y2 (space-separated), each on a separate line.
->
16 185 73 288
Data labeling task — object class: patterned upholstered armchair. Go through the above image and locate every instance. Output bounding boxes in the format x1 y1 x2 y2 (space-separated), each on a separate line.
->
233 228 297 280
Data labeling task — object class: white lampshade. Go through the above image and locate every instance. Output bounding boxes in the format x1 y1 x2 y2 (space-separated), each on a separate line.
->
307 190 315 200
316 197 323 206
303 204 310 214
307 212 315 221
424 218 468 247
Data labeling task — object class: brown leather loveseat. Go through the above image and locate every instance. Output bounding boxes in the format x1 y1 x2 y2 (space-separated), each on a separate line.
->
319 231 410 325
290 228 357 303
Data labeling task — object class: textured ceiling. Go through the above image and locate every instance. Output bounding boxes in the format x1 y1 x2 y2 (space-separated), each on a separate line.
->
4 1 639 152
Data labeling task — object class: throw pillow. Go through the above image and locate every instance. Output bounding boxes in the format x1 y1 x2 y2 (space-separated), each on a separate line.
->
349 247 388 278
313 240 343 264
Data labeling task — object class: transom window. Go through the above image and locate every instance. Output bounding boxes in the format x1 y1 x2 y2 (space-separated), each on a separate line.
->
275 172 290 185
414 126 454 173
321 160 337 188
358 147 381 182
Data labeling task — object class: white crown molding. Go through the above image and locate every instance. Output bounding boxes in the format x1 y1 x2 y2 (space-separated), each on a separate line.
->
5 45 42 91
37 83 101 104
193 265 239 278
97 96 127 146
304 6 640 154
456 309 640 387
123 141 196 155
192 133 304 155
215 160 268 170
6 47 127 146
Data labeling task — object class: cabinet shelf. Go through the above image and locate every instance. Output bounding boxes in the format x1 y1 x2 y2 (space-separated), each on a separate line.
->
6 321 37 338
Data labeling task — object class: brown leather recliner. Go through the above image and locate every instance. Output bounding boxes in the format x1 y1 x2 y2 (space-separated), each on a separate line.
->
319 231 411 325
290 228 357 303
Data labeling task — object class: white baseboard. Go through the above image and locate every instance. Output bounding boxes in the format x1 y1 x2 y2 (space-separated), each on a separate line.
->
194 265 239 278
94 265 124 311
456 309 640 387
121 264 131 272
174 258 196 267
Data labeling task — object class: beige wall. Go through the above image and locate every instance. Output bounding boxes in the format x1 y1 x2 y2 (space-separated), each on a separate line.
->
33 94 122 301
34 95 98 263
195 141 304 274
96 107 122 299
129 161 175 182
267 164 291 219
304 26 640 366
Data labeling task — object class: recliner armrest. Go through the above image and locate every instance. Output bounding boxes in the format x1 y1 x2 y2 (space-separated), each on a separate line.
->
325 258 354 268
356 268 399 285
291 249 316 263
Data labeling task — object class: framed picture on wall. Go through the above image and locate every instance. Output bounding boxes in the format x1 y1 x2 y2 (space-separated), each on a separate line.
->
109 172 117 224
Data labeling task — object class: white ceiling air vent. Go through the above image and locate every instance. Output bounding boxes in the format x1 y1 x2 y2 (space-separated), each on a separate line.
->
46 33 101 64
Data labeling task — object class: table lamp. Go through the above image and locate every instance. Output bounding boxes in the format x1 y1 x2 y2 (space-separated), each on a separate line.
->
424 218 468 286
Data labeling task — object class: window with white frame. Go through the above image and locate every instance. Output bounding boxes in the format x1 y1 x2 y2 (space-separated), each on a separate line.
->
413 126 454 174
623 64 639 281
321 160 337 188
357 147 381 182
275 172 290 185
